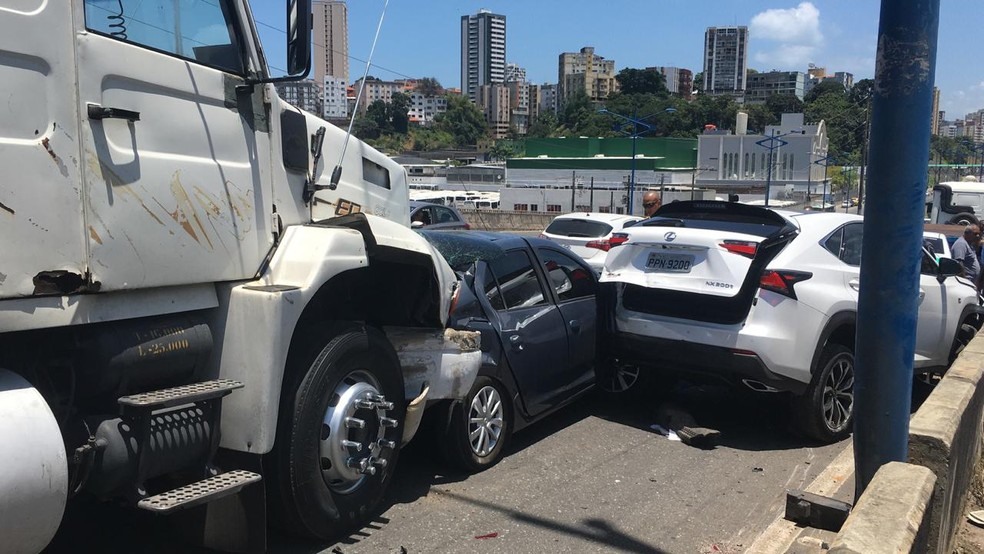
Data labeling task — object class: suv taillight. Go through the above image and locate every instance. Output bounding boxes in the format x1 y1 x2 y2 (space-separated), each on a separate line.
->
720 240 758 258
608 233 630 248
759 270 812 299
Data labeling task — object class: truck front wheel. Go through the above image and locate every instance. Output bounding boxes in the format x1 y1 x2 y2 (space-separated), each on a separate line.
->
270 325 405 539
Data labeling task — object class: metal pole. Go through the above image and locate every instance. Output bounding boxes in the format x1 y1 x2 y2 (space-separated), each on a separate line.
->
571 171 576 212
853 0 940 497
765 129 775 207
629 134 638 215
807 152 813 206
590 177 595 211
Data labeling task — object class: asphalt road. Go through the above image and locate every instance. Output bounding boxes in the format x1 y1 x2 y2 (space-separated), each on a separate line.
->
47 377 940 554
287 384 846 554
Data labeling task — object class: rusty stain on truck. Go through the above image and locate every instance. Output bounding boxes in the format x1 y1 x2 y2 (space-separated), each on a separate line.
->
88 226 103 245
41 137 69 178
168 172 213 250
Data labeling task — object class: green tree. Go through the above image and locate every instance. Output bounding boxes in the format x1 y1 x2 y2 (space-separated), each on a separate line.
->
527 111 560 138
411 127 455 151
804 79 846 103
692 71 704 95
765 94 805 121
615 68 669 96
433 94 488 147
389 92 411 135
416 77 443 96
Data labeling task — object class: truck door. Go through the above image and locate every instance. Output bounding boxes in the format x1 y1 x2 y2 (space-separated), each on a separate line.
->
76 0 273 292
0 2 86 298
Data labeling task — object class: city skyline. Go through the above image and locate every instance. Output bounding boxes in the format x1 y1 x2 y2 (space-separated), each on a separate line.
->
254 1 984 118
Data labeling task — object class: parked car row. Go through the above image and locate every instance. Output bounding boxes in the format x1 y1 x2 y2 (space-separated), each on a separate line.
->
412 201 983 469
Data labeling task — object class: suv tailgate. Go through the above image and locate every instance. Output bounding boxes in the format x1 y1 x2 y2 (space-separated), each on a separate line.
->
601 201 798 324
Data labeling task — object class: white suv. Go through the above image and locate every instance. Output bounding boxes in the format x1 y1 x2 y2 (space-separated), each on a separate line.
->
600 201 982 442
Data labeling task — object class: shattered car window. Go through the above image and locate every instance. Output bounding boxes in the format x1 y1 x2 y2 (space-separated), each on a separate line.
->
418 231 505 271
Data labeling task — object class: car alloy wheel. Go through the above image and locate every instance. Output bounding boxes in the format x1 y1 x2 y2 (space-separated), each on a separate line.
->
600 359 640 393
468 385 504 457
821 354 854 433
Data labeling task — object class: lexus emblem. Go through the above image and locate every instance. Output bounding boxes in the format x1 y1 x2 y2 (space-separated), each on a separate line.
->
664 232 677 242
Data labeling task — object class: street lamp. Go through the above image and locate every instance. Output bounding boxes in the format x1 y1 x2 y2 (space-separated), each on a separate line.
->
756 128 805 208
813 154 835 211
598 107 676 214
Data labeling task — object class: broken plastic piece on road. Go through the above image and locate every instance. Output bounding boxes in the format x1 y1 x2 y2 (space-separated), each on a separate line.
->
752 467 764 472
969 510 984 527
474 532 499 539
649 424 681 441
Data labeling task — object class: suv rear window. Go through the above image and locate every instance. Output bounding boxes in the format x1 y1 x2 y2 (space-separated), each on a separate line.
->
544 219 613 238
645 201 790 238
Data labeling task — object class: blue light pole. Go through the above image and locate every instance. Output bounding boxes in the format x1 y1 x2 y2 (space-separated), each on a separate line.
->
854 0 940 496
598 107 676 215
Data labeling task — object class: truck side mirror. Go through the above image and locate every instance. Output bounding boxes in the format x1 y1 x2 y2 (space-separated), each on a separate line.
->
287 0 312 77
937 257 963 283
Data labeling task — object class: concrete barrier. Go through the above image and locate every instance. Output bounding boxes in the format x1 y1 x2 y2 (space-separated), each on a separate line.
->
459 209 555 232
829 462 935 554
827 334 984 553
907 340 984 554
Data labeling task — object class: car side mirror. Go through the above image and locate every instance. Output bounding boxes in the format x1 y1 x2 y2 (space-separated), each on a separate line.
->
411 220 425 229
937 257 963 283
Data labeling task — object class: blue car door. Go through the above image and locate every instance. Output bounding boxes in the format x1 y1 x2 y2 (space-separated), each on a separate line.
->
534 246 598 394
480 249 571 416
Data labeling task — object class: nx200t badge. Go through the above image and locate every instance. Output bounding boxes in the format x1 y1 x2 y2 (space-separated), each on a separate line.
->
664 232 677 242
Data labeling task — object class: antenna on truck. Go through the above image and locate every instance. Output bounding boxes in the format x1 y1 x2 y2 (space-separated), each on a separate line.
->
327 0 391 190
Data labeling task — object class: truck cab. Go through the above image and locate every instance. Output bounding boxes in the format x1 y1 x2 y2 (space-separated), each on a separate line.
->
0 2 480 551
928 177 984 226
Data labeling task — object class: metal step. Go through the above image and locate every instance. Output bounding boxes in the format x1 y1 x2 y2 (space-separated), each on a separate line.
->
118 379 243 411
136 470 261 514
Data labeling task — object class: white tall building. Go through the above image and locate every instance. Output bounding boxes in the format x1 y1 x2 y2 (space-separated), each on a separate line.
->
313 1 348 84
703 26 749 96
408 93 448 126
460 10 506 103
276 80 323 115
323 76 348 119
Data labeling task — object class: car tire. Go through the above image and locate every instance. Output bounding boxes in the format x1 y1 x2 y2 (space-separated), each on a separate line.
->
439 376 511 473
794 344 854 443
947 213 978 226
949 323 978 364
596 357 676 398
268 325 405 540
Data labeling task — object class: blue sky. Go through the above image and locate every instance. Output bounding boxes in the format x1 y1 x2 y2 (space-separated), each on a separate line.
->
254 1 984 119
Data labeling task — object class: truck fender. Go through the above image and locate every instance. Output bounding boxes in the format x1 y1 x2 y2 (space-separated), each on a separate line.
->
216 214 464 455
214 224 370 455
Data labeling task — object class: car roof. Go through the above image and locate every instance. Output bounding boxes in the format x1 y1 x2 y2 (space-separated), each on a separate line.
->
551 212 641 224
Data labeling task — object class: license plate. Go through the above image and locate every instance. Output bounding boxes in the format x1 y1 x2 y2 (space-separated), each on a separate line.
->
646 252 694 273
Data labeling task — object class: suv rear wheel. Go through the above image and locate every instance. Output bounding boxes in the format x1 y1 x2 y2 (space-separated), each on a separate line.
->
794 344 854 443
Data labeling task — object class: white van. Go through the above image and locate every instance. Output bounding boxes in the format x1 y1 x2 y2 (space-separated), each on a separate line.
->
928 176 984 225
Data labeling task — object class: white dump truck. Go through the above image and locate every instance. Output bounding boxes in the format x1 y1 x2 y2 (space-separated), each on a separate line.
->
0 2 480 551
927 176 984 225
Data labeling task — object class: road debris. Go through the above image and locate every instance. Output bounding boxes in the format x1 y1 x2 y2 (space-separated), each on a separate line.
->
474 532 498 540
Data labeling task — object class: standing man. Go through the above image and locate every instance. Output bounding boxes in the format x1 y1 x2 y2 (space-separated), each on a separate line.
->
642 191 662 218
951 224 981 283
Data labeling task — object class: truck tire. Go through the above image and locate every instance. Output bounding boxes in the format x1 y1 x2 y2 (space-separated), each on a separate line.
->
269 325 405 540
947 213 978 226
438 376 512 473
793 344 854 443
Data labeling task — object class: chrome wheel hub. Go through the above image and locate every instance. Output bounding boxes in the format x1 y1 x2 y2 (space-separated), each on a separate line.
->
821 356 854 433
319 370 398 494
468 385 504 457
